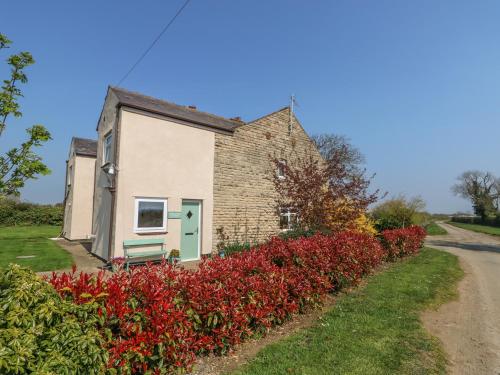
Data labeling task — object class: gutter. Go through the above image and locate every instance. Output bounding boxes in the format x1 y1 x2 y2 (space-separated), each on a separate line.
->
118 103 236 136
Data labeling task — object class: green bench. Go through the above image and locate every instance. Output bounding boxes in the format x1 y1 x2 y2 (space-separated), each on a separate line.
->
123 238 167 270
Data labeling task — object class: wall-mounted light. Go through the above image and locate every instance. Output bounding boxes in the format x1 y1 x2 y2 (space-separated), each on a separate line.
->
102 162 116 176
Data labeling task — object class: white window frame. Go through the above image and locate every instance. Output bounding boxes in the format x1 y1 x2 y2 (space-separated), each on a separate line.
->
280 207 298 231
277 159 287 179
134 198 168 233
103 132 113 165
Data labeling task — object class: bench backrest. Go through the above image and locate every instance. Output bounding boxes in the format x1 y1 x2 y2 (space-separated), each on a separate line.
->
123 239 165 256
123 239 164 247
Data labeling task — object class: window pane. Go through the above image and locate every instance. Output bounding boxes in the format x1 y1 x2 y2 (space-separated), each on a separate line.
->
279 209 289 229
279 216 289 229
277 160 286 177
137 201 164 228
67 166 72 186
279 208 298 230
104 134 112 163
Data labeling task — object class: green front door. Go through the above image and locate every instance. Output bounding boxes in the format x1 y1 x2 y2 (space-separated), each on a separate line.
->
180 200 200 260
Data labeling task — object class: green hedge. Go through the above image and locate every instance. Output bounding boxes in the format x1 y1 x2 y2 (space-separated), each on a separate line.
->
451 215 500 228
0 199 63 226
0 264 108 374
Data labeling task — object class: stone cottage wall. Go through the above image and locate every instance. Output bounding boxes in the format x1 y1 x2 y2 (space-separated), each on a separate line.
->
212 107 321 249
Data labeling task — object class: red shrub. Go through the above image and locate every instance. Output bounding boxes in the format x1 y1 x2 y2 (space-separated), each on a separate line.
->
48 264 107 302
47 229 422 373
380 225 426 260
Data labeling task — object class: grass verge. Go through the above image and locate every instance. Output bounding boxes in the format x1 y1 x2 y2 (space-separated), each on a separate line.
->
425 222 447 236
0 225 73 272
448 221 500 236
232 248 463 375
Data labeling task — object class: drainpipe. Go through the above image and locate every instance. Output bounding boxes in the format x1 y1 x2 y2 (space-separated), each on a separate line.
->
90 158 97 237
107 186 116 260
107 108 121 261
60 159 70 238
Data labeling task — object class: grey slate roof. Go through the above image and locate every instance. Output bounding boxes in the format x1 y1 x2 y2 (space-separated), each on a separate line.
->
110 87 243 133
72 137 97 157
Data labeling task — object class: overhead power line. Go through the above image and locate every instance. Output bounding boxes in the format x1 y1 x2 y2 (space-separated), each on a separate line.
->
116 0 192 86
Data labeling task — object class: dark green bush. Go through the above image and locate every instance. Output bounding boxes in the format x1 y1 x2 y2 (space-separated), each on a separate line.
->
450 216 478 225
215 226 253 256
222 242 252 256
215 226 331 258
0 199 63 226
278 227 330 241
0 264 108 374
373 216 405 231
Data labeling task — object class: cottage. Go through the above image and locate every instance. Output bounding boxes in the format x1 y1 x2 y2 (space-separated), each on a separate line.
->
63 87 319 262
63 137 97 240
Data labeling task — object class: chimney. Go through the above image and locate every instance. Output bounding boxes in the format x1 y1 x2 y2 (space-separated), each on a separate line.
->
231 116 243 123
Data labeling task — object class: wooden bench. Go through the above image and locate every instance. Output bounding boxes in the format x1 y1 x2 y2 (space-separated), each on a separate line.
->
123 238 167 270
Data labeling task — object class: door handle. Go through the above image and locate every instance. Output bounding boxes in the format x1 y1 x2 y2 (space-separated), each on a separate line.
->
185 232 194 235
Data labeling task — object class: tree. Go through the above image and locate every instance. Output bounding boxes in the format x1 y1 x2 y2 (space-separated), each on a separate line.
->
371 195 426 230
271 134 379 233
0 34 51 197
311 134 364 177
272 154 329 231
451 170 500 220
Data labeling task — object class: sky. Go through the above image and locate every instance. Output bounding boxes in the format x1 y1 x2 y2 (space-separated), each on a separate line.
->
2 0 500 213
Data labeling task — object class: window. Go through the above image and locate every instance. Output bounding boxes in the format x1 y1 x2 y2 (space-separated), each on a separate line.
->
103 132 112 164
280 208 298 231
277 159 286 179
67 165 72 186
134 198 168 233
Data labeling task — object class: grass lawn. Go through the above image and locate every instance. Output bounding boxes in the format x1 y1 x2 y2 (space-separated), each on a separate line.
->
233 248 463 375
448 222 500 236
425 222 447 236
0 225 73 272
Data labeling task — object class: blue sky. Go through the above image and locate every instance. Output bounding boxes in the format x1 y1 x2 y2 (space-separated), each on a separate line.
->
2 0 500 213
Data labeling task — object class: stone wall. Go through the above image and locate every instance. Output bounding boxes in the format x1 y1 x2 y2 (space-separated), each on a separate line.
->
213 107 320 248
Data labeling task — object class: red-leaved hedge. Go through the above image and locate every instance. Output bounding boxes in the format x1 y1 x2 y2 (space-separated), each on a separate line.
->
380 225 426 260
48 227 425 374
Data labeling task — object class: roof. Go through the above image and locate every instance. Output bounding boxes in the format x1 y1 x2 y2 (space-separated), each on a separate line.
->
72 137 97 157
109 87 243 133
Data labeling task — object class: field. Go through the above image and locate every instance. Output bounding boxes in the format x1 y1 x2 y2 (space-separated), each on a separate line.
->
0 226 73 272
